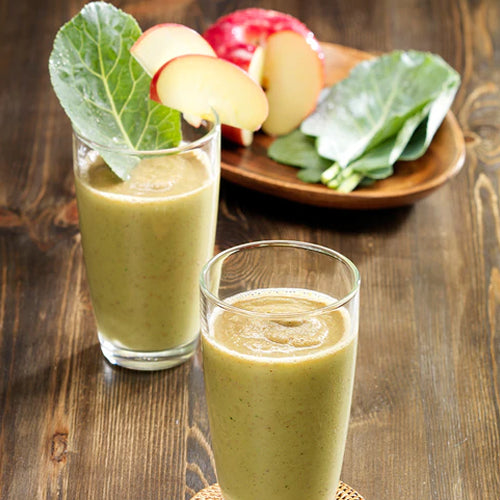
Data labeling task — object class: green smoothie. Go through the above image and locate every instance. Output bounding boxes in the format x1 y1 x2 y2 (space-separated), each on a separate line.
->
202 288 357 500
75 150 218 353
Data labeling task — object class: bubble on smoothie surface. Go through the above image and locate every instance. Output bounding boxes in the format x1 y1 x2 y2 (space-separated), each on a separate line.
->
266 318 325 347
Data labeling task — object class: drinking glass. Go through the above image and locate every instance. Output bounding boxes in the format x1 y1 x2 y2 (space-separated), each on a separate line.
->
73 115 220 370
200 240 360 500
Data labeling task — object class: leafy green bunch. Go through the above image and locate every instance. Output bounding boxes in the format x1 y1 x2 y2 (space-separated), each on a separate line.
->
268 51 461 192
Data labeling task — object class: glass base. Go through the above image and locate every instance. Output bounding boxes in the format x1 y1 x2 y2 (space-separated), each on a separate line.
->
98 334 199 371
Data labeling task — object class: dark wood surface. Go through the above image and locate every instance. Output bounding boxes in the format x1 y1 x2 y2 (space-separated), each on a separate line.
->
1 0 499 499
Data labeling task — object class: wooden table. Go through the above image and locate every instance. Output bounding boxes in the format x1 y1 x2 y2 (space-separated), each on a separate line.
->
1 0 499 498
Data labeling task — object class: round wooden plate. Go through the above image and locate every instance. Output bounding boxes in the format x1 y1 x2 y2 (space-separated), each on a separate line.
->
221 42 465 209
191 481 364 499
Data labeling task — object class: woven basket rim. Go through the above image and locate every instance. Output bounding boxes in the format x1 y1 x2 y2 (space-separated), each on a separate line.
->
191 481 364 499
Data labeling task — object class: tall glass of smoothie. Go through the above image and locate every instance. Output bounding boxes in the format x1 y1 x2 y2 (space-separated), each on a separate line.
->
200 240 360 500
50 2 267 371
74 116 220 370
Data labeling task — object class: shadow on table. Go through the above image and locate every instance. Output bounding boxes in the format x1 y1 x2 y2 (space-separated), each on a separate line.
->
219 180 413 236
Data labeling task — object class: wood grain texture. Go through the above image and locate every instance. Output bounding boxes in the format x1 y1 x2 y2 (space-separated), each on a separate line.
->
0 0 499 499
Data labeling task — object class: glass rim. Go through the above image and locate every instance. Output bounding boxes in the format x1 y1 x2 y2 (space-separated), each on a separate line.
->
73 110 220 156
200 240 361 319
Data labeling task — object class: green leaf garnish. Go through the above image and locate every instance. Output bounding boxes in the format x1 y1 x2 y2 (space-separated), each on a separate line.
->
48 2 181 180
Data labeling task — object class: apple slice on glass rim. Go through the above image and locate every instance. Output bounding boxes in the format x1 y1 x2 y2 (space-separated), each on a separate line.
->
131 23 217 127
150 54 269 132
131 23 216 76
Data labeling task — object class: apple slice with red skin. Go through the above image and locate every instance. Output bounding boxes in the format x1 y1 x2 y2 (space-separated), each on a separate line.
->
262 30 324 136
150 54 268 131
131 23 216 77
220 46 265 146
132 24 217 127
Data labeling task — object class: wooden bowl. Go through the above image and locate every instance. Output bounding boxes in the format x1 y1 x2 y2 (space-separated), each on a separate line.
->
221 43 465 209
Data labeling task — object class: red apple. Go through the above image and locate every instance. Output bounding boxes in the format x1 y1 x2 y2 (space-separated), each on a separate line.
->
203 8 324 142
150 54 268 132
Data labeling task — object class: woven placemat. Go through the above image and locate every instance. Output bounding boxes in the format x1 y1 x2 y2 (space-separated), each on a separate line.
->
191 481 364 499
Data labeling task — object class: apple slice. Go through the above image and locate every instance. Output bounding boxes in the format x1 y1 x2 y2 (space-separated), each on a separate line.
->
131 23 216 76
220 125 253 146
151 55 268 131
262 30 323 136
220 46 265 146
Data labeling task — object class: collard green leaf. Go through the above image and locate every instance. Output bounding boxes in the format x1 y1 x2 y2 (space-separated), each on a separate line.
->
49 2 181 180
301 50 460 167
297 167 325 183
267 129 332 170
399 84 458 161
346 104 430 176
362 165 393 180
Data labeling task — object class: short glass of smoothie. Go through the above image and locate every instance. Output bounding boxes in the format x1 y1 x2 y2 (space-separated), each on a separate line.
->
200 240 360 500
74 115 220 370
